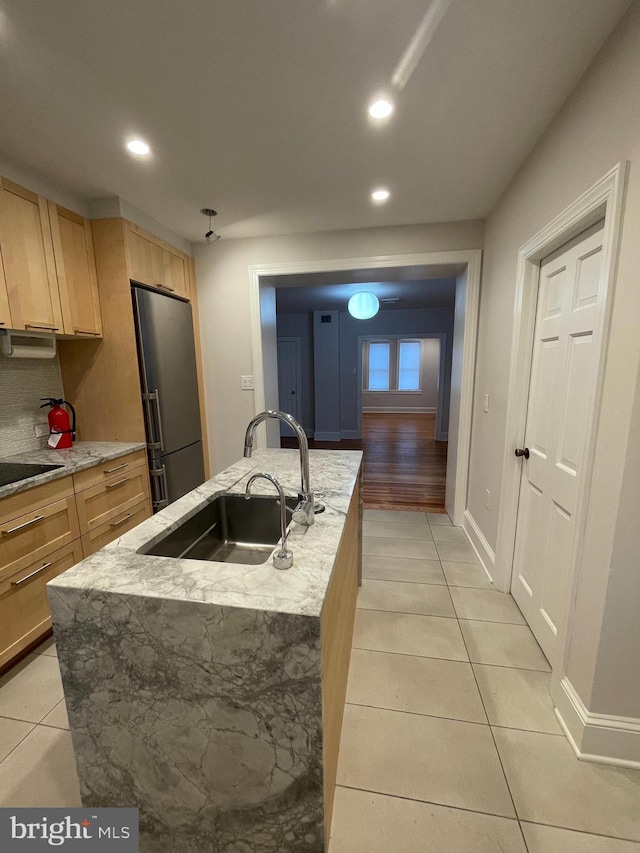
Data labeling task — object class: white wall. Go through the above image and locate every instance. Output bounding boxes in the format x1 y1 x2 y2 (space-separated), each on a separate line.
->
467 1 640 724
363 337 441 413
194 220 483 472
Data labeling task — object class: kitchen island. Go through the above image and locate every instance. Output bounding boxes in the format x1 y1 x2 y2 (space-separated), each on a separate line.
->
47 448 362 853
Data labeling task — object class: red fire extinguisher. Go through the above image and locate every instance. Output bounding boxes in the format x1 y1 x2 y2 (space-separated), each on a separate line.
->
40 398 77 449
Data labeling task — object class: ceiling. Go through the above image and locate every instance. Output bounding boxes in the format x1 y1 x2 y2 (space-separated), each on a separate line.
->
0 0 630 242
275 278 457 314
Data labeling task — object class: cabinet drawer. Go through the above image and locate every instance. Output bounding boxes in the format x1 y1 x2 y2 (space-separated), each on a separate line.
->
0 494 80 582
72 450 147 493
0 476 73 528
0 539 83 668
81 498 152 557
76 465 150 534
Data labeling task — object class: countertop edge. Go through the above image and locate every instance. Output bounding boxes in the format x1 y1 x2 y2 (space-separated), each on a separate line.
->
0 442 148 499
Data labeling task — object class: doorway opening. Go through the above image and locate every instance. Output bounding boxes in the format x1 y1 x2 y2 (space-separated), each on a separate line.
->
275 278 453 511
249 250 481 526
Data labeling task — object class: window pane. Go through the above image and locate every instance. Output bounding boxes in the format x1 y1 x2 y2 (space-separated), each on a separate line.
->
398 341 421 391
368 341 390 391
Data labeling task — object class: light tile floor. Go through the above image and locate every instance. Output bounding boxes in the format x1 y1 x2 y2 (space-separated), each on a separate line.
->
0 637 80 807
0 511 638 852
330 508 640 852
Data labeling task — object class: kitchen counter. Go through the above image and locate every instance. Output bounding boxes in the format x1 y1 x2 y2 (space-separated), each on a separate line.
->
0 441 147 499
48 448 363 853
49 448 362 617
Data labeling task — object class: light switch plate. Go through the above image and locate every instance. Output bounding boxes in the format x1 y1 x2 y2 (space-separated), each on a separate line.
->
241 375 254 390
483 394 490 413
484 489 491 510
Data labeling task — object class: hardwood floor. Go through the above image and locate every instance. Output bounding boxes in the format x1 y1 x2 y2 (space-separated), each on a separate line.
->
282 413 447 512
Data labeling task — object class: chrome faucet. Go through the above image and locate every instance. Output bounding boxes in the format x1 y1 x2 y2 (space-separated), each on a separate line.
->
243 410 320 526
245 472 293 570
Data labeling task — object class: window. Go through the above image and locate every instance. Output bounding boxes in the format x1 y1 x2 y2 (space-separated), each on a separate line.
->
398 340 421 391
367 341 390 390
365 338 426 392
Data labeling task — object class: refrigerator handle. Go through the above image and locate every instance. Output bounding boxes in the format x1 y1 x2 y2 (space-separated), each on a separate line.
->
142 390 165 452
149 464 169 511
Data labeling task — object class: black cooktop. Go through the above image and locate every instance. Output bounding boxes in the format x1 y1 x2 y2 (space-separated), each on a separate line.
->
0 462 65 488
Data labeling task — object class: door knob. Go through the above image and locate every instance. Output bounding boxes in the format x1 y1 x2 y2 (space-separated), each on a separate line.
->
515 447 530 459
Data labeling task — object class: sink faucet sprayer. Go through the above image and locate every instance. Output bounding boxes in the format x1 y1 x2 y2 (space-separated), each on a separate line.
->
245 473 293 570
243 410 324 525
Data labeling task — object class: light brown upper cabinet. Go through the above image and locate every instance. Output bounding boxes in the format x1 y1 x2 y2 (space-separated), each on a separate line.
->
0 178 63 333
49 202 103 337
126 223 190 301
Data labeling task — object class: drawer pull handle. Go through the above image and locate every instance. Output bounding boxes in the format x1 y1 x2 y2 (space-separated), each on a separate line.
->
110 512 133 528
12 562 52 586
1 514 45 536
104 463 128 475
25 323 59 331
155 283 175 293
105 477 130 489
73 327 101 336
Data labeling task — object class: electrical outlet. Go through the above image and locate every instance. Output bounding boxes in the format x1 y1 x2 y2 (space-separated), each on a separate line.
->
484 489 491 510
34 424 49 438
241 375 254 390
483 394 490 413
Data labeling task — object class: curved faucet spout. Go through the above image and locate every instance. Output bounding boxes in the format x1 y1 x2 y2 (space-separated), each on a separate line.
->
243 410 316 526
245 472 293 569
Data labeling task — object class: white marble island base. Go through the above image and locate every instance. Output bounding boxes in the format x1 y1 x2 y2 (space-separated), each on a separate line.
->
48 449 362 852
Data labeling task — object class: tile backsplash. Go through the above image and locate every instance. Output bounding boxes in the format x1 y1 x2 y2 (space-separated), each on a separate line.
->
0 355 64 457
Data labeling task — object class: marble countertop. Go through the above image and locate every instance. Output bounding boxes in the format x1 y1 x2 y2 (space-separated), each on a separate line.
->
0 441 147 499
49 448 363 618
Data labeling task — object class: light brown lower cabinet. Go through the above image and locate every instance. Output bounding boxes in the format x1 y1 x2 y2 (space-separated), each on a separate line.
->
0 540 84 668
81 499 151 557
0 452 152 670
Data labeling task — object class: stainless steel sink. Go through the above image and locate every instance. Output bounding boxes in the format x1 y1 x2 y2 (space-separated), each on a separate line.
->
141 493 295 565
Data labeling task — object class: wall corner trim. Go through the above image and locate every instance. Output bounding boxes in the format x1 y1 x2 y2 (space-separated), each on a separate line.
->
553 676 640 769
462 510 496 585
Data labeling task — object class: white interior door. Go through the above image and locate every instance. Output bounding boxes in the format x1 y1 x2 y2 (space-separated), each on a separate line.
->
511 221 605 664
277 338 300 434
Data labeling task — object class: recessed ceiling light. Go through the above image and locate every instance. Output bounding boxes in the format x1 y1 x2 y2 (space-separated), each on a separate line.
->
371 187 390 203
368 97 394 120
126 139 151 156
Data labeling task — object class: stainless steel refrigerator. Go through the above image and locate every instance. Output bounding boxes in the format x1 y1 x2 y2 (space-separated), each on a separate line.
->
132 285 205 510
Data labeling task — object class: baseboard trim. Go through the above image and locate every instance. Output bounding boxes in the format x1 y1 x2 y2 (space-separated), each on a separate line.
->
462 510 495 585
553 676 640 768
314 431 342 442
340 430 360 440
362 407 436 414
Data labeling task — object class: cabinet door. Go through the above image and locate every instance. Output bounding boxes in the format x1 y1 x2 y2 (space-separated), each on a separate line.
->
0 245 12 328
0 177 63 332
0 540 83 668
49 202 103 337
127 229 165 289
163 249 189 300
126 223 190 300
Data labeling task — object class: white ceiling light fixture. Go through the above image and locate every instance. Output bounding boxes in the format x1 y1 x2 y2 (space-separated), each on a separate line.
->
348 292 380 320
371 187 390 204
368 96 394 120
126 139 151 156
